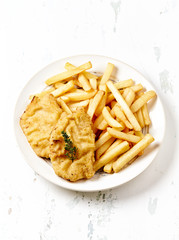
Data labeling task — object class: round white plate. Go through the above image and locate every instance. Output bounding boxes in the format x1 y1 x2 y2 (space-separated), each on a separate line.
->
14 55 166 192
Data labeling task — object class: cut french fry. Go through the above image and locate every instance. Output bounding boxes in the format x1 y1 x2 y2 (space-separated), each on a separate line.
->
95 131 112 150
94 141 130 171
130 83 143 92
113 134 154 172
97 118 108 130
87 91 104 119
142 103 151 125
102 107 124 129
95 85 108 116
114 79 134 90
90 78 97 90
57 98 72 114
60 96 70 103
136 108 145 128
107 127 141 143
113 105 133 129
100 62 114 85
124 88 135 106
73 80 83 88
68 99 89 112
51 80 74 97
106 93 115 105
61 90 97 102
103 161 115 173
78 73 91 91
64 62 98 79
106 139 123 153
131 90 156 113
106 81 141 131
135 131 144 138
45 61 92 85
29 87 55 100
111 100 117 109
122 88 130 99
93 113 105 132
95 137 115 160
99 84 107 92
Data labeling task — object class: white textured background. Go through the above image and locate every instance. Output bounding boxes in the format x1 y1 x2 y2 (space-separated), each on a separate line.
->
0 0 179 239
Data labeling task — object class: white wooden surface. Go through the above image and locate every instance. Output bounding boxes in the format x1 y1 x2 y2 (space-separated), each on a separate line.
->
0 0 179 239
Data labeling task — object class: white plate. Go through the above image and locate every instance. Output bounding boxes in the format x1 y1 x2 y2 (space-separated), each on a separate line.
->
14 55 166 192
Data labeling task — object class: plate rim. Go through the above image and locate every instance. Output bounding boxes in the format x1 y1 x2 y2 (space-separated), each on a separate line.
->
14 54 166 192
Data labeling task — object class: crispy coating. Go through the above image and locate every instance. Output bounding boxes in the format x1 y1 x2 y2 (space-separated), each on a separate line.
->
50 108 95 182
20 94 62 158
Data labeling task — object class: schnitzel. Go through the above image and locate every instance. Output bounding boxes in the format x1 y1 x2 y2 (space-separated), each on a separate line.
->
50 108 95 182
20 94 62 158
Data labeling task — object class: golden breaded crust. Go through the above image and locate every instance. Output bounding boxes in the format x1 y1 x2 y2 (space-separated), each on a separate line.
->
50 108 95 182
20 94 62 158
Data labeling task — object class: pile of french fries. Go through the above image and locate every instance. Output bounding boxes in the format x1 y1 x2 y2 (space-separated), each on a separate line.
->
32 61 156 174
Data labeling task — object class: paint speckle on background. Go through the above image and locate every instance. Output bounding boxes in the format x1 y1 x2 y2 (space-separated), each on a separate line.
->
153 47 161 62
87 214 94 240
8 208 12 215
159 70 173 94
148 197 158 215
110 0 121 32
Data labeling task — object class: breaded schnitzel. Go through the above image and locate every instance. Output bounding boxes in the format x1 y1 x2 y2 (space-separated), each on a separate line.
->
50 108 95 182
20 94 62 158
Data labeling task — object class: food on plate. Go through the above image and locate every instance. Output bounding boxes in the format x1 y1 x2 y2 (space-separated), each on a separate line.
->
49 108 95 182
20 94 62 158
20 60 157 181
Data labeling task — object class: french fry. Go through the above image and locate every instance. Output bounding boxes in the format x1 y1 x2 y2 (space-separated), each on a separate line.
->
103 139 123 173
130 83 143 92
100 62 114 85
29 87 55 100
78 73 91 91
73 80 83 88
45 61 92 85
107 127 141 143
106 81 141 131
61 89 97 101
106 139 123 153
67 99 89 112
93 113 105 133
94 141 130 171
95 131 112 150
114 79 134 90
103 161 115 173
54 78 73 88
135 131 144 138
113 134 154 172
136 108 145 128
60 96 70 103
90 78 97 90
122 88 130 99
95 85 108 116
95 137 115 160
51 80 74 97
141 103 151 125
57 98 72 114
102 107 124 129
87 91 104 119
131 90 156 113
113 105 133 129
106 93 115 104
64 62 98 79
111 100 117 109
97 118 108 130
124 88 135 106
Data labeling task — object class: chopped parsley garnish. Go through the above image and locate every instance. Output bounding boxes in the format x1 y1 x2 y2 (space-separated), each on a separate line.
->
61 131 77 161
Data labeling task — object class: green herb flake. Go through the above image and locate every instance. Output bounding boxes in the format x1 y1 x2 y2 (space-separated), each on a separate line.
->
61 131 77 161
